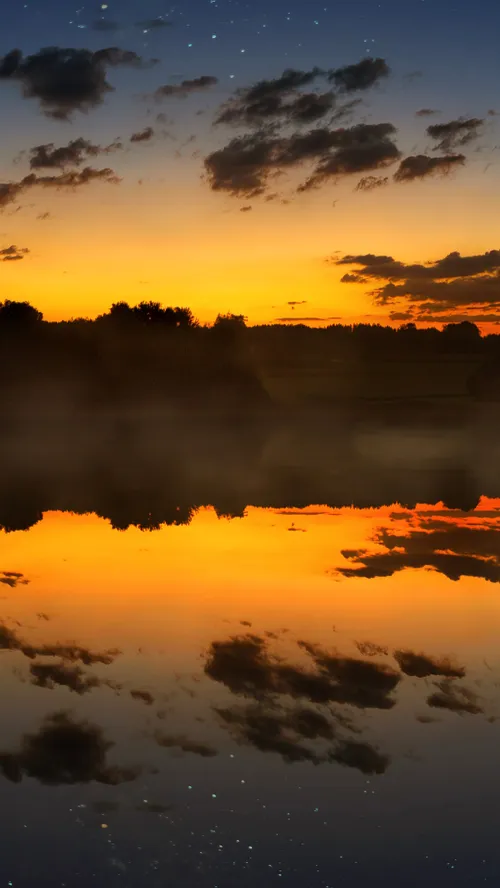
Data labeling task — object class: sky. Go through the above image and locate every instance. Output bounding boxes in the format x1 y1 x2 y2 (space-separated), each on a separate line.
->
1 0 500 326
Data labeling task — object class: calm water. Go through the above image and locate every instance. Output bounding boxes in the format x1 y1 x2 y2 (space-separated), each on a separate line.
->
1 485 500 886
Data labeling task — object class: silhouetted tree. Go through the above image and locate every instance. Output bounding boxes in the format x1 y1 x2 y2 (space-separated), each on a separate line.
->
0 300 43 328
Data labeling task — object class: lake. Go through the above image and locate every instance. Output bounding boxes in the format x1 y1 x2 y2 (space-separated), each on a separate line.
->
1 474 499 887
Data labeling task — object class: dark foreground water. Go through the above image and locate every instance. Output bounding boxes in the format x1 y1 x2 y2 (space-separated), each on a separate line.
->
1 420 499 887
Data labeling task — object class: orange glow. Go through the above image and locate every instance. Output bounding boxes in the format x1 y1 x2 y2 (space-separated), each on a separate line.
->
3 504 500 667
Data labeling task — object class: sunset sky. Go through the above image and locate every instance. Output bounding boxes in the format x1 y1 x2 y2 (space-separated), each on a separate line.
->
1 0 499 325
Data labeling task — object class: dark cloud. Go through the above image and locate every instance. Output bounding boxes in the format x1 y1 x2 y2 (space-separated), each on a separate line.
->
286 91 337 124
0 167 121 210
328 58 390 92
0 621 120 664
355 641 389 657
394 650 465 679
130 126 155 143
0 245 29 262
336 518 500 583
328 740 389 774
215 700 388 773
27 138 119 170
416 108 440 117
130 689 155 705
237 68 324 104
340 273 368 283
204 634 400 709
0 570 29 585
337 249 500 281
0 46 152 119
205 132 277 197
29 661 104 694
205 123 400 198
427 117 484 153
274 316 337 322
355 175 389 192
393 153 465 182
337 248 500 316
155 733 217 757
0 181 25 209
216 704 327 764
298 123 400 191
427 680 483 715
0 712 139 785
154 76 218 100
240 205 252 212
216 88 336 128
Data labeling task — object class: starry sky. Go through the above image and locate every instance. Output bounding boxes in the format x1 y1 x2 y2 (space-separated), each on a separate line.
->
1 0 499 325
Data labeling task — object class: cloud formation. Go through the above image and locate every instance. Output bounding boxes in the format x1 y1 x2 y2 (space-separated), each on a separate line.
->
393 650 465 679
214 60 388 130
336 248 500 316
393 153 465 182
0 570 29 586
355 175 389 192
328 58 390 92
29 660 106 694
336 515 500 582
27 138 120 170
130 126 155 143
154 76 218 100
0 712 139 785
205 123 401 197
0 620 119 664
0 46 153 119
0 245 29 261
427 117 484 153
0 167 120 210
427 680 483 715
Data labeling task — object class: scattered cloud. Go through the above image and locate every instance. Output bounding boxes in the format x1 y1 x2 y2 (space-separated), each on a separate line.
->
154 76 218 100
0 245 30 262
205 633 400 709
336 248 500 316
0 167 121 211
0 621 119 664
0 46 154 119
394 650 465 679
427 680 483 715
205 123 400 198
328 58 390 92
335 516 500 582
355 641 389 657
416 108 440 117
394 153 465 182
355 175 389 192
29 661 105 694
427 117 484 153
130 126 155 143
27 137 120 170
0 570 29 586
0 712 139 785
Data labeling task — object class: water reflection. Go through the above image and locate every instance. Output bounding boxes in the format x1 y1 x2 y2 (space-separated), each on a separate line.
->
1 436 500 885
